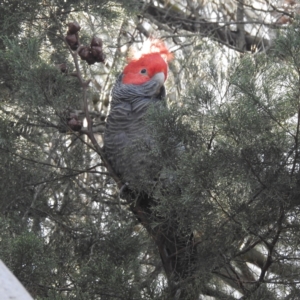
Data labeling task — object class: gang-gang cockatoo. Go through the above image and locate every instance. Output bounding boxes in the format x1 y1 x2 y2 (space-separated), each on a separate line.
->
104 39 173 189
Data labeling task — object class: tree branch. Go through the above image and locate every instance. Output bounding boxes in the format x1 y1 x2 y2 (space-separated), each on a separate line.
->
143 1 271 53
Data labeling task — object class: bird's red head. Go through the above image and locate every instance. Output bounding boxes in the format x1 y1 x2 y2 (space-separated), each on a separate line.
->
122 39 173 85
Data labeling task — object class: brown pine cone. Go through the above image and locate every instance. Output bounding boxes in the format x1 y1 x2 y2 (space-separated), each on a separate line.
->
67 21 81 34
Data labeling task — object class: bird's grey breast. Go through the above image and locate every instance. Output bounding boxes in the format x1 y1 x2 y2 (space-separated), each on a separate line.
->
104 75 165 183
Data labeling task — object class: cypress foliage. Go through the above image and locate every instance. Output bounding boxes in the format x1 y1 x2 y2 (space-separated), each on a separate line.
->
1 1 300 299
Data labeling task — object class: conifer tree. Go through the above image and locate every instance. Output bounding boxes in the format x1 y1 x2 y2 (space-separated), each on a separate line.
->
1 1 300 299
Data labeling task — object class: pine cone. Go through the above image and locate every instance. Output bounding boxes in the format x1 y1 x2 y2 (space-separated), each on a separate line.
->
78 46 96 65
91 46 105 63
78 46 90 60
67 21 81 34
65 34 79 50
91 36 103 47
85 54 96 65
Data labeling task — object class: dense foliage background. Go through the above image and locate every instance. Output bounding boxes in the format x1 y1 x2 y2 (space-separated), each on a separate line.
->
1 0 300 299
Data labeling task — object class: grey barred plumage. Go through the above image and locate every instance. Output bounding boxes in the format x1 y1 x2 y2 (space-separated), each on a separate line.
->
104 73 166 187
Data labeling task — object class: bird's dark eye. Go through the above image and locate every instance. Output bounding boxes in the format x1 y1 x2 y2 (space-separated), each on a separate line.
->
140 68 147 74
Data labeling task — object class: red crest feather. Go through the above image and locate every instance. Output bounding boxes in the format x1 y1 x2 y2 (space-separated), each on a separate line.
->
127 38 173 63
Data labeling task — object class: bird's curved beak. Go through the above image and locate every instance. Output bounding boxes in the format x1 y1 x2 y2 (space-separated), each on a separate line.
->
152 72 165 87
